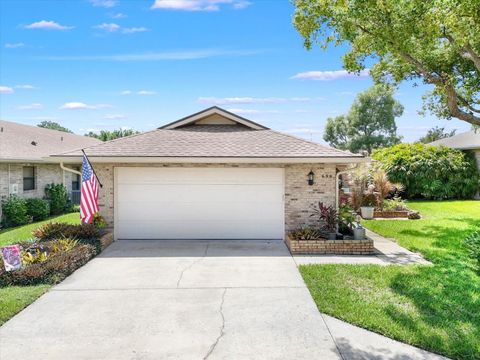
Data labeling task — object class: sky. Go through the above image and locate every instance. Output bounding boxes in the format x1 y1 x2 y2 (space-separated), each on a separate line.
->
0 0 471 144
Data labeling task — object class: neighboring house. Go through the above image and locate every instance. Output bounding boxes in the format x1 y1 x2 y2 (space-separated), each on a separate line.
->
429 129 480 170
0 120 102 210
51 107 363 240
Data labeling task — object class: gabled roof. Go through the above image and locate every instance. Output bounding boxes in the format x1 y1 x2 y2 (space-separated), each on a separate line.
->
51 107 363 163
429 130 480 150
160 106 268 130
0 120 101 162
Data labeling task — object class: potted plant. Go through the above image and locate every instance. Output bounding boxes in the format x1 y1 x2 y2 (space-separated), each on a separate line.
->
360 192 376 219
338 204 355 237
312 202 338 240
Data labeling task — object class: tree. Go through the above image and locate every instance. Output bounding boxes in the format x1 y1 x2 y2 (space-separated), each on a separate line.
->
37 121 72 133
294 0 480 126
85 128 139 141
417 126 457 143
323 85 403 154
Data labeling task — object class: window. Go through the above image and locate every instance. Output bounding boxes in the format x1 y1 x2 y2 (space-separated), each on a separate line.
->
23 166 36 191
72 167 81 191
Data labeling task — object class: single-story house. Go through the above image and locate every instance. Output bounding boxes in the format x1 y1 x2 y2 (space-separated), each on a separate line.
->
51 107 364 240
429 129 480 169
0 120 101 211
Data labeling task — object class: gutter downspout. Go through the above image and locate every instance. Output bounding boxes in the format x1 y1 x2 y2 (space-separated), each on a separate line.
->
335 163 361 233
60 162 82 176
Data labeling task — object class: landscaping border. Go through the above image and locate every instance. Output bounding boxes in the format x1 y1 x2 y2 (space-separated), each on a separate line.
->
373 210 409 218
285 234 374 255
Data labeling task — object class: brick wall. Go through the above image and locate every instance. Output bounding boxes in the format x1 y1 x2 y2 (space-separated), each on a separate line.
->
92 162 338 232
285 234 374 255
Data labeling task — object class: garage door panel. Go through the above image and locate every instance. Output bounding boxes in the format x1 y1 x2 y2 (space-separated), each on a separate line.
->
116 168 284 240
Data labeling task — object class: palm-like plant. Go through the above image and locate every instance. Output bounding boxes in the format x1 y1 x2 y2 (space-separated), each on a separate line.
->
372 169 403 210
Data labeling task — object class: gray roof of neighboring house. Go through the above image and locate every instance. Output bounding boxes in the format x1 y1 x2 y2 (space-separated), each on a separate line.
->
429 130 480 150
0 120 102 162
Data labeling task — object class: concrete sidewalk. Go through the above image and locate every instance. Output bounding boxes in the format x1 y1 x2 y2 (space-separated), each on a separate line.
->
0 240 445 360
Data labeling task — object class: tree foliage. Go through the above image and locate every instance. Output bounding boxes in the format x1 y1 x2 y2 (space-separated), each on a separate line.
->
417 126 457 144
294 0 480 126
324 85 403 154
373 143 479 199
85 128 139 141
37 121 72 133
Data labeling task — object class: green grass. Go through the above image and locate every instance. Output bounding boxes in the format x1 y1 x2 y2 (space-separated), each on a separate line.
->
300 200 480 360
0 285 51 325
0 213 80 325
0 212 81 247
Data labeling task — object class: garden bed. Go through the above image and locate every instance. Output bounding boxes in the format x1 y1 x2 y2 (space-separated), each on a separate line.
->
373 210 409 218
285 234 374 255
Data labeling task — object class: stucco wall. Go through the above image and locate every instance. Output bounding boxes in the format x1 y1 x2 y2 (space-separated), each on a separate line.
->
93 162 337 234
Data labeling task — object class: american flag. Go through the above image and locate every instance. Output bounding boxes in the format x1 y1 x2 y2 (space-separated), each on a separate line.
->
80 154 99 224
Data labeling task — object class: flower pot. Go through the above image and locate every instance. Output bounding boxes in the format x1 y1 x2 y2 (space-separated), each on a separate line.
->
360 206 375 219
353 227 366 240
327 232 337 240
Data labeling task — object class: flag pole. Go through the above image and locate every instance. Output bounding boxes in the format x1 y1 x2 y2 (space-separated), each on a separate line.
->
81 149 103 188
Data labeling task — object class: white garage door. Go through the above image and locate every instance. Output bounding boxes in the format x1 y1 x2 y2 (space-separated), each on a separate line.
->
115 167 284 240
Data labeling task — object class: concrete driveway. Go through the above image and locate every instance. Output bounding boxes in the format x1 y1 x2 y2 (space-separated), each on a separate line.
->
0 240 447 360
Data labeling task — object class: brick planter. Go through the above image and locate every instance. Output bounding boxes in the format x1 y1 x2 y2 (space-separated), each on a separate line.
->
374 210 409 218
99 230 114 251
285 234 374 255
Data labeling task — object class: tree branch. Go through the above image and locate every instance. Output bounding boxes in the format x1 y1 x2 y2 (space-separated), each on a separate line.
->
444 32 480 72
445 83 480 125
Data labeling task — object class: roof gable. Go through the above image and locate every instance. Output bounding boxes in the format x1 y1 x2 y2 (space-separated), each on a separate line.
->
160 106 268 130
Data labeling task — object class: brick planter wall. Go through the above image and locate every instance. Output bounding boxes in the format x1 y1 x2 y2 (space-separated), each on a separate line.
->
285 234 374 255
374 210 409 218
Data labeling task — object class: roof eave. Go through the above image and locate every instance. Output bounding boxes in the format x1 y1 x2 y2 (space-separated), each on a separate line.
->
47 155 365 164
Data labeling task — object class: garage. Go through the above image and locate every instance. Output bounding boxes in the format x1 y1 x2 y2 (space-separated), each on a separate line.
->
115 167 285 240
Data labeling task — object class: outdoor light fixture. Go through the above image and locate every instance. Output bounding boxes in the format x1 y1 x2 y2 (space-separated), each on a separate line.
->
307 170 315 186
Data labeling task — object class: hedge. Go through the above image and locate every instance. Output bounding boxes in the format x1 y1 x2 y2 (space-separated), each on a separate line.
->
372 143 479 199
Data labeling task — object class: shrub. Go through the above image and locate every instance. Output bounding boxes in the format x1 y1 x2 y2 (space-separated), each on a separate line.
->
311 202 338 233
383 197 408 211
464 231 480 274
338 204 356 235
32 222 99 240
289 227 322 240
373 143 479 199
44 183 68 215
1 196 30 227
26 198 50 221
0 242 96 286
92 213 106 229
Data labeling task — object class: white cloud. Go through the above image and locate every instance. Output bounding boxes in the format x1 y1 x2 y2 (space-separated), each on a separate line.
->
336 91 355 96
226 108 280 115
5 42 25 48
151 0 252 11
15 84 36 89
93 23 120 32
18 103 43 110
291 69 370 81
90 0 117 8
121 90 132 95
122 27 148 34
60 102 112 110
104 114 127 120
138 90 156 95
109 12 127 19
24 20 74 30
0 86 14 94
42 48 262 61
198 96 312 105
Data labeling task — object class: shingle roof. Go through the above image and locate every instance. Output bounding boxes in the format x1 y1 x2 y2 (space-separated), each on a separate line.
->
0 120 102 162
429 130 480 150
55 124 360 159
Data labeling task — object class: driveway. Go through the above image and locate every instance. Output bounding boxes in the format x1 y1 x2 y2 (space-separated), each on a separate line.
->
0 240 446 360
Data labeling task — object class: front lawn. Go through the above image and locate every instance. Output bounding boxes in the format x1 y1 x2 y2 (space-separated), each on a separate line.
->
0 212 83 326
0 212 81 247
300 200 480 360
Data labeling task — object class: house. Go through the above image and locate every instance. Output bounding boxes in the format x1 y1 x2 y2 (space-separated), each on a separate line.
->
51 107 364 240
429 129 480 169
0 120 102 209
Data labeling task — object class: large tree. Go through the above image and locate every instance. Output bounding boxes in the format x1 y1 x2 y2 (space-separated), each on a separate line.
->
85 128 139 141
323 85 403 154
417 126 457 143
294 0 480 126
37 121 72 133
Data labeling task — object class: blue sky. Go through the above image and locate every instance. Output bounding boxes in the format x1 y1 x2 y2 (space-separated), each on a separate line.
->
0 0 470 143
